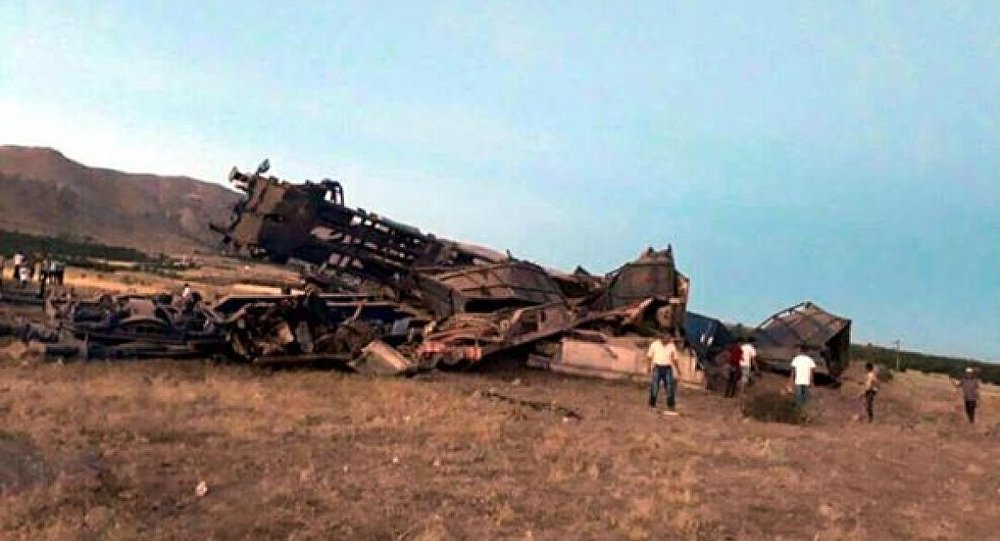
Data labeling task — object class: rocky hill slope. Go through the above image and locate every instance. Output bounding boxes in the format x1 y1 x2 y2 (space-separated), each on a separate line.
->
0 146 239 254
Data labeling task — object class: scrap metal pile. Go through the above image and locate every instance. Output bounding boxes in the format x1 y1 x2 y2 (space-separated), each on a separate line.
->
0 159 853 383
0 159 692 377
202 160 692 376
753 301 851 378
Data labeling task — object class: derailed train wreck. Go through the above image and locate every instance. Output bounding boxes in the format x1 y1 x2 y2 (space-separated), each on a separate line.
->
210 160 692 375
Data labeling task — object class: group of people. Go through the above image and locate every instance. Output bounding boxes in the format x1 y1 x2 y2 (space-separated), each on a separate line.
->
0 249 65 291
721 338 757 398
647 335 986 426
850 358 982 425
645 334 759 414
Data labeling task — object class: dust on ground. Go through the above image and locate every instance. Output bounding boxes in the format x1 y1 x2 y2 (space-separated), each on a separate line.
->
0 354 997 541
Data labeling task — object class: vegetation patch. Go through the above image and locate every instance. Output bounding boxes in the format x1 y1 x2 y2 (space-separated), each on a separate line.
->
0 229 149 262
742 389 808 425
852 343 999 385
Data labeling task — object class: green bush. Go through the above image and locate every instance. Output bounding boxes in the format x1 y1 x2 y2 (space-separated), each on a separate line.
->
875 364 894 382
0 229 149 262
851 344 998 385
742 389 807 425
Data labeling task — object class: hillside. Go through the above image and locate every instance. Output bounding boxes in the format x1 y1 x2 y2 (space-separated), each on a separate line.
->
852 342 999 383
0 146 239 254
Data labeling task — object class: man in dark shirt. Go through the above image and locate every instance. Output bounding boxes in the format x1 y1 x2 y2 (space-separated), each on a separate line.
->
955 368 981 424
723 342 743 398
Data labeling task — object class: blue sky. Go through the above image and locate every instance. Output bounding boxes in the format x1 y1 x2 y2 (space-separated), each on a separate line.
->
1 1 998 360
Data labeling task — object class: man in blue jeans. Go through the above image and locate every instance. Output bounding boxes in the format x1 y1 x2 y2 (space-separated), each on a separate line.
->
648 334 683 411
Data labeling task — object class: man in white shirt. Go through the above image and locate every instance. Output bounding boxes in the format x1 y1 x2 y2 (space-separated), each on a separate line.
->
647 334 683 411
48 259 63 285
12 250 25 280
789 345 817 407
17 264 30 288
739 338 757 391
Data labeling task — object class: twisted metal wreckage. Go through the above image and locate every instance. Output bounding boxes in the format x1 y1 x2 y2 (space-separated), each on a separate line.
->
3 160 851 381
4 160 694 378
207 160 695 378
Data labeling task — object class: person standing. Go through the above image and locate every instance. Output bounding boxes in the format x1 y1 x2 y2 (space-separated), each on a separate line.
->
648 334 683 412
48 259 60 285
39 256 50 285
12 250 25 280
17 264 30 288
723 341 742 398
52 260 65 285
789 345 817 407
955 368 980 424
740 337 758 391
861 362 879 422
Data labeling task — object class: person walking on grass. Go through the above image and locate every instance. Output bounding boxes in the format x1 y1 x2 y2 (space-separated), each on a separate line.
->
648 333 683 412
789 345 816 407
954 367 980 424
861 362 879 422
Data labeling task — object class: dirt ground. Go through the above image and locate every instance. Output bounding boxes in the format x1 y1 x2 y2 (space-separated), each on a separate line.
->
0 353 997 541
0 261 997 540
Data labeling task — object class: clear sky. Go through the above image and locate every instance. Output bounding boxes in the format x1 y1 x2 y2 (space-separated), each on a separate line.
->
1 1 998 360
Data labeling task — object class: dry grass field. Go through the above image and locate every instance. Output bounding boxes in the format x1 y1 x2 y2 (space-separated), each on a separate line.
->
1 262 998 540
56 257 299 300
0 356 997 541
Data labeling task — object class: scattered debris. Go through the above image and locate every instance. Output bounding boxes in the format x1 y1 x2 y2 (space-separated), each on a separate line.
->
528 329 703 385
0 160 854 405
209 161 692 374
351 340 417 376
478 389 583 420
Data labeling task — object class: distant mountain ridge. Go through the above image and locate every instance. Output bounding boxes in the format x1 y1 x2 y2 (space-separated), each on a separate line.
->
0 146 240 254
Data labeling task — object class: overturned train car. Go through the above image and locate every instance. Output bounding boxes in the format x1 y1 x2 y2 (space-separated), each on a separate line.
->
754 301 851 378
211 160 691 371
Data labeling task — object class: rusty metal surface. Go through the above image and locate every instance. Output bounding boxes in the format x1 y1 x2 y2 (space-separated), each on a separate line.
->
0 160 707 375
207 162 695 371
589 247 688 311
753 301 851 377
529 331 703 385
415 261 567 318
0 161 690 370
46 292 218 348
418 301 576 366
351 340 419 376
35 288 424 365
214 162 500 290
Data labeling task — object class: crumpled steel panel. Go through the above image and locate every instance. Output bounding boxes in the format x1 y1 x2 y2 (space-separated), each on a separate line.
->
211 162 692 367
754 301 851 376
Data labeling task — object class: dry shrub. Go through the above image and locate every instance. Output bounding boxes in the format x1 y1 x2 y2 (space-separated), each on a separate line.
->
742 389 807 425
876 364 894 382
